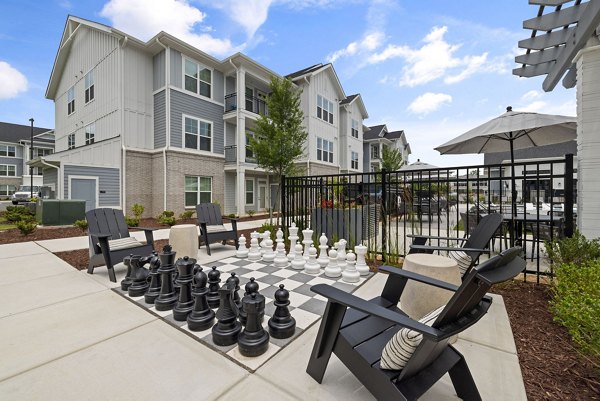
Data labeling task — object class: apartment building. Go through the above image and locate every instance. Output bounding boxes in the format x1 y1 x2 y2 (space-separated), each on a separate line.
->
363 124 411 172
0 122 54 198
40 16 384 217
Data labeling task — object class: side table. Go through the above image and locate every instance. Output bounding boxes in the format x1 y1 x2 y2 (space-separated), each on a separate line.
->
169 224 199 260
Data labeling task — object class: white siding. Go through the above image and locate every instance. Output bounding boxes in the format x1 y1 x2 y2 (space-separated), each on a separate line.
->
123 45 154 149
224 172 236 214
47 137 121 168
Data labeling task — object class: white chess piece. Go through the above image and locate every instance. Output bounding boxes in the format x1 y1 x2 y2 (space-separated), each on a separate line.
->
317 233 329 268
273 242 289 268
262 238 276 263
342 252 360 283
287 222 299 261
248 236 261 261
236 234 249 258
324 249 342 277
275 228 284 246
304 245 321 275
291 244 306 270
260 231 271 255
337 239 347 270
302 227 314 260
354 244 369 276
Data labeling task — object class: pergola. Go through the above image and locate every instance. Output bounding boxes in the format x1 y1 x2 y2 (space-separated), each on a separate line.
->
514 0 600 237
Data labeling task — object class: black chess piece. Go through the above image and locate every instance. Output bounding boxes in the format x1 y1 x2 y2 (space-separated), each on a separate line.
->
268 284 296 339
206 266 221 309
120 254 134 291
173 256 196 321
211 281 242 346
238 292 269 357
128 255 150 297
226 272 242 310
239 278 262 326
187 265 215 331
144 251 162 304
154 245 178 311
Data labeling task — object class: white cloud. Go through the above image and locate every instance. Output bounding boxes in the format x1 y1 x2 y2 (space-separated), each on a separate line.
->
210 0 274 38
279 0 362 10
407 92 452 115
521 90 541 102
100 0 241 56
0 61 28 100
327 31 385 62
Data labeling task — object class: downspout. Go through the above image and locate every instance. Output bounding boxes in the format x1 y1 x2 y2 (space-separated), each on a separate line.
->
39 158 61 199
304 76 310 175
156 37 169 211
121 36 128 211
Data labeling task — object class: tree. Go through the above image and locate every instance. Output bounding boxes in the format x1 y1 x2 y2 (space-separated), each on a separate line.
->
378 146 404 172
249 76 307 226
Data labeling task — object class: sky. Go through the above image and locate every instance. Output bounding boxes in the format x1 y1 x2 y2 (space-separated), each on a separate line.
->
0 0 577 167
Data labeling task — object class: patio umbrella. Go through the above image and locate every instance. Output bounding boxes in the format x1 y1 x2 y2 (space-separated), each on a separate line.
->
435 106 576 243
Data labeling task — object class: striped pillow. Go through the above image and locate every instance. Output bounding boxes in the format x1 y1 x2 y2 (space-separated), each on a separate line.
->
448 250 472 275
380 305 445 370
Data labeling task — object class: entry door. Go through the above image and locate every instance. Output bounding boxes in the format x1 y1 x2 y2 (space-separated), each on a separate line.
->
258 182 267 210
71 178 97 211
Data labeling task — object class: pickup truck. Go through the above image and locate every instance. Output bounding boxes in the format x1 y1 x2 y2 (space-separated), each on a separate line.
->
11 186 42 205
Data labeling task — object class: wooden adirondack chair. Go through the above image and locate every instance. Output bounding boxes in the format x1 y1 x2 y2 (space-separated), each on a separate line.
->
86 208 155 282
306 247 525 401
196 203 239 255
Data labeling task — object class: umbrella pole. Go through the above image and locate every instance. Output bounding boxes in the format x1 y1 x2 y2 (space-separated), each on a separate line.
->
510 136 517 247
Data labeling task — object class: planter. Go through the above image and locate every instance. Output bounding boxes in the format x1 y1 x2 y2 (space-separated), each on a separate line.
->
310 205 379 244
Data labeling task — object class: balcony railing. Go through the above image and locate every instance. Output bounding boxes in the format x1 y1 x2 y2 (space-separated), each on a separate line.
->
224 145 257 164
224 93 269 116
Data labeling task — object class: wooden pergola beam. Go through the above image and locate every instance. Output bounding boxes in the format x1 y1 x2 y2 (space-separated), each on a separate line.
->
529 0 572 6
513 61 556 77
518 26 574 49
516 46 563 64
524 2 586 31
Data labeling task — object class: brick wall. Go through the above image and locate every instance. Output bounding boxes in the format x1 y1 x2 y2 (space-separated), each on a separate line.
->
125 150 154 217
151 152 164 216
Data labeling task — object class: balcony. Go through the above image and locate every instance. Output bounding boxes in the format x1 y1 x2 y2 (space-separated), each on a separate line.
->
224 145 256 165
224 93 269 116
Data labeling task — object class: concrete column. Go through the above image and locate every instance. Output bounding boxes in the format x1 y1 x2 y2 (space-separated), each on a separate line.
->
575 39 600 238
237 169 246 217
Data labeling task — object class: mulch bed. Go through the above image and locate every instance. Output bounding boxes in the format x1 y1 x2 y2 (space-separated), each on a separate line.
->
2 218 599 399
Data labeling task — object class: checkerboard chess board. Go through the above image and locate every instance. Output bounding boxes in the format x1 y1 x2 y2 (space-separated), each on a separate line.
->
112 256 373 372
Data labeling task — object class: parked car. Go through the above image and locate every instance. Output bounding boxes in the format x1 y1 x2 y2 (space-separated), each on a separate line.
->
11 185 42 204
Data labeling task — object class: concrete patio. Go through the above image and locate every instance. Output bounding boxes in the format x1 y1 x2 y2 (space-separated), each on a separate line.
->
0 234 527 400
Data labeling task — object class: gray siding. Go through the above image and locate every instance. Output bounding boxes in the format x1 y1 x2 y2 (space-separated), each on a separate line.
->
213 70 224 104
363 143 371 172
224 172 236 215
64 165 120 206
43 168 58 193
16 145 24 158
154 90 166 148
169 49 224 103
0 156 23 177
170 89 224 154
153 50 166 91
226 76 235 95
170 49 182 88
225 122 236 146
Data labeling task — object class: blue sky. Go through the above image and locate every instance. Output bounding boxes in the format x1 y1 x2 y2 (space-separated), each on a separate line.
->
0 0 576 166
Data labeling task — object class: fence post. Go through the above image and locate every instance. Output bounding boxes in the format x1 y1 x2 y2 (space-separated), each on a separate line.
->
281 175 287 231
564 154 574 238
381 169 388 262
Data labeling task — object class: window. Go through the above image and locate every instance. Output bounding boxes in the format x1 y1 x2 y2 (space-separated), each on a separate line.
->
351 151 359 170
184 117 212 151
0 184 16 196
245 179 254 205
0 145 16 157
184 176 212 207
85 70 95 103
85 123 95 145
351 119 359 138
184 59 211 98
245 132 254 161
0 165 16 176
68 133 75 150
317 95 334 124
67 86 75 115
33 167 43 176
317 137 334 163
371 144 379 159
35 148 52 157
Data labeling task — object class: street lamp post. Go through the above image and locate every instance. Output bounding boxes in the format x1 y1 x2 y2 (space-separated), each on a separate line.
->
29 118 34 200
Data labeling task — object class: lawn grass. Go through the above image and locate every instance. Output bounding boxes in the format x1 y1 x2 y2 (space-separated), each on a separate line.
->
0 216 17 230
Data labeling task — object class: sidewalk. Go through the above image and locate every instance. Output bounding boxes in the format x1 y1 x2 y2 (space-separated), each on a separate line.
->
0 238 527 400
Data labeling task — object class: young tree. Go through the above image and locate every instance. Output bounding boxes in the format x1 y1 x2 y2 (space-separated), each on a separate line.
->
249 76 307 225
378 146 404 172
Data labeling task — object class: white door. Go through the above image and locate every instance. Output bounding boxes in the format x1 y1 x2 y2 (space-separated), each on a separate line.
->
71 178 97 211
258 182 267 210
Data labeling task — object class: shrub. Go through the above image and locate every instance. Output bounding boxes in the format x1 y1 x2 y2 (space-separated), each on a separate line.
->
158 211 176 226
74 219 88 232
4 205 34 223
179 210 194 220
257 223 277 242
227 213 237 219
550 259 600 362
16 219 37 236
545 230 600 265
132 203 144 219
247 210 255 217
125 216 139 227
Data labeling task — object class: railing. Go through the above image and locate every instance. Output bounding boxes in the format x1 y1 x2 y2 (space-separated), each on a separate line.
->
224 93 269 116
224 145 257 164
281 154 576 282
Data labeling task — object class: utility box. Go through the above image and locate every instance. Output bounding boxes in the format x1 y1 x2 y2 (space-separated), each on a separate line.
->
37 200 86 226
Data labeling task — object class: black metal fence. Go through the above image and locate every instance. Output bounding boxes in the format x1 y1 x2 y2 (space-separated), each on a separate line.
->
281 154 575 282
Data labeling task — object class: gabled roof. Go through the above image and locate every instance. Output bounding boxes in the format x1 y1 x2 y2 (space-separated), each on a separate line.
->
0 122 53 144
285 64 323 80
364 124 387 140
386 130 404 140
340 94 358 105
286 63 346 100
340 93 369 119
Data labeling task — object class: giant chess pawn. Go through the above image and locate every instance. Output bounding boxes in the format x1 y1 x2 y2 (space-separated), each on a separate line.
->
337 239 347 268
342 251 360 283
324 249 342 278
120 254 134 291
287 222 299 261
145 251 162 304
268 284 296 339
262 237 276 263
239 277 260 326
155 245 178 311
212 281 242 346
187 265 215 331
302 227 314 260
273 242 288 268
173 256 196 321
206 266 221 309
128 255 150 297
238 292 269 357
226 272 242 310
304 245 321 275
317 233 329 269
247 235 261 261
260 231 271 255
275 227 284 247
290 244 306 270
354 244 369 276
236 234 249 258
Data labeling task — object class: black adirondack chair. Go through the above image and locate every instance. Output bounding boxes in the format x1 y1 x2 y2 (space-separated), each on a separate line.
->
306 247 525 401
196 203 239 256
86 208 155 282
408 212 503 277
